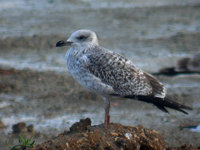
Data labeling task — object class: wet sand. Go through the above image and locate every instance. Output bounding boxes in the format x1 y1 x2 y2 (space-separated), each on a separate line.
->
0 0 200 149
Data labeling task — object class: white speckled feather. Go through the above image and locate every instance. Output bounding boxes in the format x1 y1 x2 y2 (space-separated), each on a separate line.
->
66 44 165 98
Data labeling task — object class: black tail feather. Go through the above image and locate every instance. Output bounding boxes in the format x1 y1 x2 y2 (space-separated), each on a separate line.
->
157 96 192 114
156 105 169 113
117 95 192 114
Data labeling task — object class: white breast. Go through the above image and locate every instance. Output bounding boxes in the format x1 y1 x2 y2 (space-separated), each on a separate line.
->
65 48 114 95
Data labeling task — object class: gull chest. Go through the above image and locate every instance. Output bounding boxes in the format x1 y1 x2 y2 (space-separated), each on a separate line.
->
65 48 113 95
65 49 95 90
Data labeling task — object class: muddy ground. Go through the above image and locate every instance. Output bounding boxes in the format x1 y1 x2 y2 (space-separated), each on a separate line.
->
0 0 200 149
0 67 200 149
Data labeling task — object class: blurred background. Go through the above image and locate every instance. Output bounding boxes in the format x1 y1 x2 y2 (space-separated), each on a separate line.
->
0 0 200 149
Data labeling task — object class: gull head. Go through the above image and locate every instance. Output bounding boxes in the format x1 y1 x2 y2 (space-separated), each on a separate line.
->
56 29 99 47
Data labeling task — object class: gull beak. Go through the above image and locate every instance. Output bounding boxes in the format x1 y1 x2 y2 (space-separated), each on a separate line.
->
56 40 73 47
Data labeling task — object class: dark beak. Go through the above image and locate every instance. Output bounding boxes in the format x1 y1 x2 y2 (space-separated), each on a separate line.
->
56 40 73 47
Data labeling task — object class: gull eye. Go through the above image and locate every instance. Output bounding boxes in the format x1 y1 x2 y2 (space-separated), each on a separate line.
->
77 35 86 40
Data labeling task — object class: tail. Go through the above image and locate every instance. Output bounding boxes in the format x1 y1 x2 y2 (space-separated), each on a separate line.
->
152 96 192 114
123 95 192 114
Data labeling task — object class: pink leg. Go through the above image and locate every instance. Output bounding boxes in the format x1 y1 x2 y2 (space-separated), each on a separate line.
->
103 97 110 128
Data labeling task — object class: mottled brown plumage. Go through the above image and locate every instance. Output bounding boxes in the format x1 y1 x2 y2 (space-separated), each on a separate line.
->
86 46 158 97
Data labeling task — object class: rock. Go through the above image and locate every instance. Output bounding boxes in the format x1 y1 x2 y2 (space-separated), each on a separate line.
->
12 122 34 134
0 120 5 129
12 122 27 133
69 117 91 132
27 124 34 133
36 118 166 150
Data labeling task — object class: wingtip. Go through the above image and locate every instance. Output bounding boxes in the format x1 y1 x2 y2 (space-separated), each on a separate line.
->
179 109 189 115
164 96 193 114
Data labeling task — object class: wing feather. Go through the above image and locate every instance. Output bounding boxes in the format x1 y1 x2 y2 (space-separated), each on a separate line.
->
85 46 164 97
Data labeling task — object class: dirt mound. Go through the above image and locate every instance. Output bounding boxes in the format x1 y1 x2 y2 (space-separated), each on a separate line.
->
36 118 166 150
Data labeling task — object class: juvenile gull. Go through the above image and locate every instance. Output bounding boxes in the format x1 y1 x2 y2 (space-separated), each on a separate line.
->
154 51 200 76
56 29 192 127
176 51 200 72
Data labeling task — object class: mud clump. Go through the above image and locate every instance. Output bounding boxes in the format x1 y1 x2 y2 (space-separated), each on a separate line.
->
0 120 5 129
69 118 91 132
36 118 166 150
12 122 34 134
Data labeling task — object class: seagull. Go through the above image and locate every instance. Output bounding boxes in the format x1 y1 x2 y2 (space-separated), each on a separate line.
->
56 29 192 127
175 51 200 72
153 52 200 76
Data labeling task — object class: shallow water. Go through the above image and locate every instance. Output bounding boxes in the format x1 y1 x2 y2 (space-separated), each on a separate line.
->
190 125 200 132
